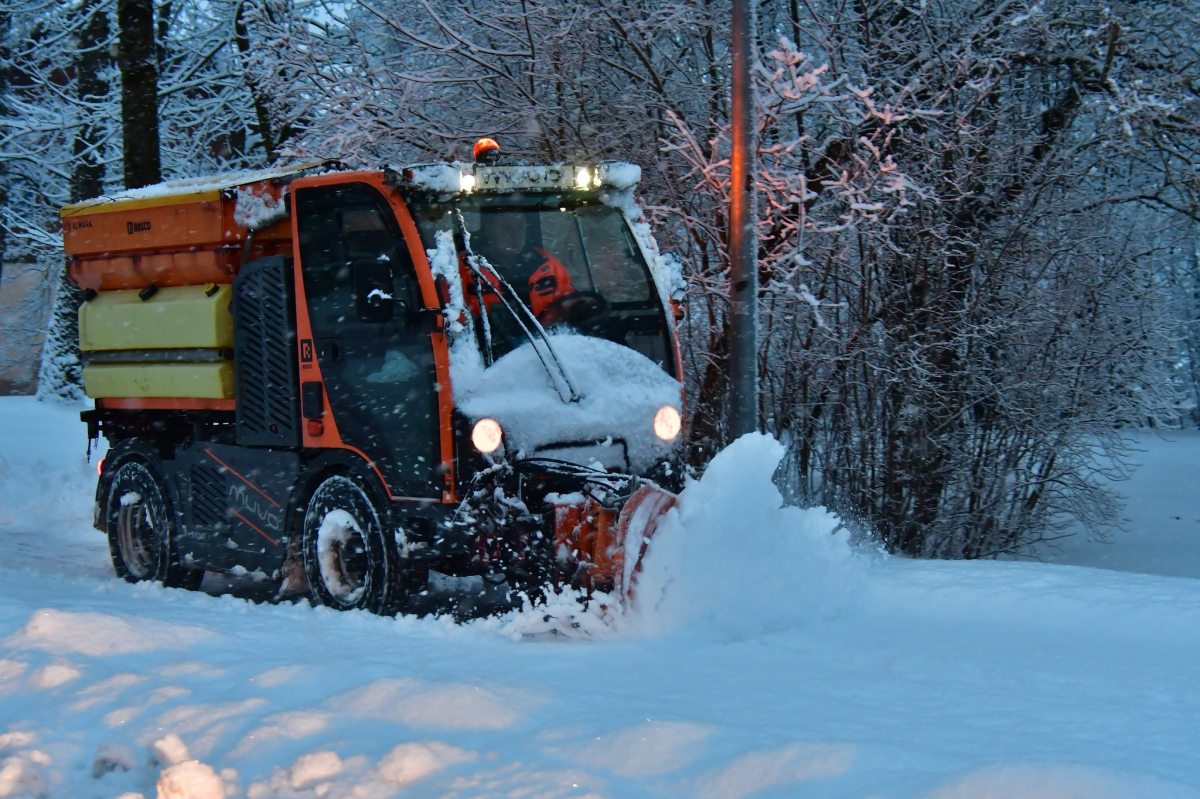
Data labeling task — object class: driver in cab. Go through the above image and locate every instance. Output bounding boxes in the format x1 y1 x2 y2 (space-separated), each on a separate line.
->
466 211 579 326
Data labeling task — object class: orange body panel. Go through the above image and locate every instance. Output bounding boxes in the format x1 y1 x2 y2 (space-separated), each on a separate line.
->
553 499 618 590
62 183 291 291
553 485 677 599
69 248 235 291
553 502 588 585
98 397 237 411
63 195 227 258
589 507 618 582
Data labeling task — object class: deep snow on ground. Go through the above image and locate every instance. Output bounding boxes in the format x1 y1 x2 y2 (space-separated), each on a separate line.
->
1 396 1199 799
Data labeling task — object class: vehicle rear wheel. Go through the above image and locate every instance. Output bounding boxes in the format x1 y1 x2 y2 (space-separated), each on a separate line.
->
300 474 398 614
104 458 203 589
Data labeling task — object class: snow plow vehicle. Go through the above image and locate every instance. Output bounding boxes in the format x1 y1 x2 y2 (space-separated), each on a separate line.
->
64 142 686 616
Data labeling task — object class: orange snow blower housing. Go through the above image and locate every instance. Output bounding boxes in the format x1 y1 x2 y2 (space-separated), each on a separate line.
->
67 150 686 617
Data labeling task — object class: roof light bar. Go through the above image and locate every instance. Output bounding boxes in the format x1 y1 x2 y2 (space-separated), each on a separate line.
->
397 160 641 194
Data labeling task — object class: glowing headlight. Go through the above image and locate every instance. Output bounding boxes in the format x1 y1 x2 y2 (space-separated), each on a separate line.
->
472 418 503 453
653 405 682 442
460 173 476 192
575 167 591 189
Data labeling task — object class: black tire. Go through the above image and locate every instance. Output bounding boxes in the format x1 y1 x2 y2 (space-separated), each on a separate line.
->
104 456 204 590
300 473 399 614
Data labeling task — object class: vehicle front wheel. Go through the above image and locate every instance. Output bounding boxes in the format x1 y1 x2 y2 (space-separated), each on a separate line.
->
300 474 399 614
104 457 203 589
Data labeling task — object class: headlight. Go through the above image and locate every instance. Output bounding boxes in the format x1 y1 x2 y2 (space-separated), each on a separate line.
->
460 173 476 192
653 405 682 441
575 167 591 189
472 418 503 453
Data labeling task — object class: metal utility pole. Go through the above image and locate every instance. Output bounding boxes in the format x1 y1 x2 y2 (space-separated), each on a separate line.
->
727 0 759 438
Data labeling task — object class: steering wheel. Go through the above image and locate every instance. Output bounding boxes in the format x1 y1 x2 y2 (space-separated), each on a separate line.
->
538 291 610 331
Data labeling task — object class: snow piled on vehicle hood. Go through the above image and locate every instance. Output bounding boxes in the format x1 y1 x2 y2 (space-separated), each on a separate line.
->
454 333 683 472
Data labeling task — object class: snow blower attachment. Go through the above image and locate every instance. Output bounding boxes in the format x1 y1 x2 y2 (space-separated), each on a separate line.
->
551 479 677 599
68 140 686 618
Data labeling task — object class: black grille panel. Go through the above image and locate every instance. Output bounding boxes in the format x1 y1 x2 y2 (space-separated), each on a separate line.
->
234 256 300 447
191 462 226 527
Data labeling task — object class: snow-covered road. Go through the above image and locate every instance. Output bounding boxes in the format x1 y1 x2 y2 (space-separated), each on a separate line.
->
1 396 1198 799
1040 429 1200 580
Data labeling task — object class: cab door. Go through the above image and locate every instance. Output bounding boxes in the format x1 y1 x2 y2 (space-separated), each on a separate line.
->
294 183 440 499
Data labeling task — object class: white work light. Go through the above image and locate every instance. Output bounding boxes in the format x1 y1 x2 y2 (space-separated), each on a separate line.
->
472 418 503 453
653 406 682 442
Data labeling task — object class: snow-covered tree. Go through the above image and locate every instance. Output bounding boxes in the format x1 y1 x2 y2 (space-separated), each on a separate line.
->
0 0 272 399
753 0 1199 555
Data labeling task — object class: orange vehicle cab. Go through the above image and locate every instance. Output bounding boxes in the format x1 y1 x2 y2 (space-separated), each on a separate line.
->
71 148 686 617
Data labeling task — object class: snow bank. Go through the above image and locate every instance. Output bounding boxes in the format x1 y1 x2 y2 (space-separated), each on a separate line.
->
153 733 191 767
7 609 212 656
286 751 341 788
454 333 683 472
485 433 859 639
4 396 1200 797
244 741 475 798
156 759 228 799
0 399 104 569
695 741 856 799
375 742 475 785
92 742 137 778
543 720 710 778
329 677 532 730
28 662 81 689
630 433 859 636
0 754 46 798
925 763 1200 799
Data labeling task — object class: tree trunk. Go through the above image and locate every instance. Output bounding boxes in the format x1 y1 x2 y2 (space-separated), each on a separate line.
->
688 317 730 466
72 0 109 203
235 0 278 163
117 0 160 189
0 6 11 284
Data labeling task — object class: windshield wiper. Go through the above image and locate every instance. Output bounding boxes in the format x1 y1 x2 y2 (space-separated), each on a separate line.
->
452 206 581 404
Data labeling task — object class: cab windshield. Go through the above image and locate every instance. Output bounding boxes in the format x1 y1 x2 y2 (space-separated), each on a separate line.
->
409 193 674 375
